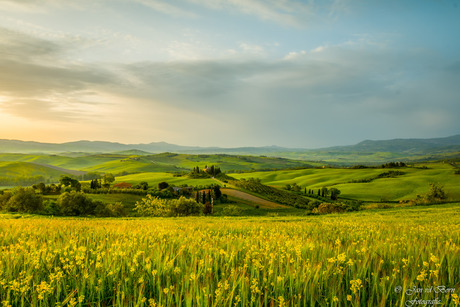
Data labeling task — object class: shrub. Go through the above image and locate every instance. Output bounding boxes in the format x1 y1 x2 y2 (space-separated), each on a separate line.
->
135 195 169 217
135 195 202 217
169 197 203 216
315 203 346 214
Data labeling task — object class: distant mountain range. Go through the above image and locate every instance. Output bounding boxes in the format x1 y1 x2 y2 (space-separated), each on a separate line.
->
325 134 460 153
1 135 460 163
0 139 292 155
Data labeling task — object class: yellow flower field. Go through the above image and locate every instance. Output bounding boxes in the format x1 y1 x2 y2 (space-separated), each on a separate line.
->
0 204 459 306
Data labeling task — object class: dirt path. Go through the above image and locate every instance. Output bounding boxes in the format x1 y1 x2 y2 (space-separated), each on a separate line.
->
221 188 289 209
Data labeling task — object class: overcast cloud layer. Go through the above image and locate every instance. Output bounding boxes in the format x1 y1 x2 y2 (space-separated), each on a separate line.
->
0 0 459 148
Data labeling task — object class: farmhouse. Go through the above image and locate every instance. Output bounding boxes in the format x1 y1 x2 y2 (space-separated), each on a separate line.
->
173 186 193 193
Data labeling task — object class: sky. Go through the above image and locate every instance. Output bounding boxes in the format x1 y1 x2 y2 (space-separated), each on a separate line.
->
0 0 459 148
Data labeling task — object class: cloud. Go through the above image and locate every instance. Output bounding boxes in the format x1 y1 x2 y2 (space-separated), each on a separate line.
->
0 27 117 122
186 0 313 27
1 99 93 122
1 23 459 147
113 41 460 146
132 0 197 18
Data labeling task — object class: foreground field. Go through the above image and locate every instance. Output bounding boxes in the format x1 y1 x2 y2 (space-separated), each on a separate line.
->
1 204 459 306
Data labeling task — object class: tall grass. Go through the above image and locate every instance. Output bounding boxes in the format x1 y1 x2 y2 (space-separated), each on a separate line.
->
0 204 459 306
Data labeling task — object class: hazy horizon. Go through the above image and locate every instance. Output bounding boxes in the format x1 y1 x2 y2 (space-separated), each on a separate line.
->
1 1 459 148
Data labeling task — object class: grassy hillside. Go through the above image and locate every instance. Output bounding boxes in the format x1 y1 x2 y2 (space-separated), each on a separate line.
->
0 153 119 170
230 162 460 202
0 161 70 179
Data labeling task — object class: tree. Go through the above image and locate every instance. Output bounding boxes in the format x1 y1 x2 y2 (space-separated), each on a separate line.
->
103 173 115 187
203 202 213 215
321 187 328 198
5 187 43 213
57 191 95 216
426 183 447 202
329 188 341 200
139 181 149 190
33 182 46 194
292 183 301 192
170 197 203 216
59 176 74 187
59 175 80 191
158 182 169 190
213 185 222 200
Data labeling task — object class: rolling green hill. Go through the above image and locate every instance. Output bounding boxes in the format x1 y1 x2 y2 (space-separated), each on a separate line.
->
230 162 460 202
0 161 75 186
0 153 119 170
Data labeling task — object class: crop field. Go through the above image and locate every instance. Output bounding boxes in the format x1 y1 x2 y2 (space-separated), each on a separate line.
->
230 162 460 201
0 204 459 306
